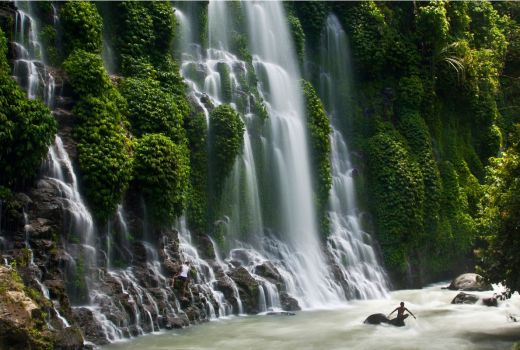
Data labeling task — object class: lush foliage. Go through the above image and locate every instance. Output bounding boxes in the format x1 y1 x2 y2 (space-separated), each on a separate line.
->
209 105 244 197
119 77 186 144
64 48 132 221
366 129 425 272
73 95 133 221
0 29 56 189
113 1 176 75
60 1 103 56
185 113 209 233
63 49 112 97
301 80 332 236
287 15 305 67
133 134 190 225
477 126 520 293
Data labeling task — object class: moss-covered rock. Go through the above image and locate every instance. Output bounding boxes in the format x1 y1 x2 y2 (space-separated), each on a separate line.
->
0 266 52 350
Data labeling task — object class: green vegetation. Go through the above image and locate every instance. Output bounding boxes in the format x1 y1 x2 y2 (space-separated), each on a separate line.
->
63 49 132 222
119 77 186 144
185 113 209 233
113 1 176 75
73 95 133 222
60 1 103 56
478 126 520 293
0 28 56 190
301 80 332 237
133 134 190 226
285 1 519 285
63 49 111 96
209 105 244 199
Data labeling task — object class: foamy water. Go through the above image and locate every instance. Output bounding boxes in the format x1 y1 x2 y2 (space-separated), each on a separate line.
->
104 283 520 350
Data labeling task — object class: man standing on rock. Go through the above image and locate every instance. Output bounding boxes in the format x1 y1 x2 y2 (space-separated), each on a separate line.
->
388 302 416 324
176 261 191 300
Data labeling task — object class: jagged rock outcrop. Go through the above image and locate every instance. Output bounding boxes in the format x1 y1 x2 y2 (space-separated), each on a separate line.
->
227 266 260 314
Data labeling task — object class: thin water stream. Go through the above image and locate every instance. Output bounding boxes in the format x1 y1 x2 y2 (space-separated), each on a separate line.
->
104 284 520 350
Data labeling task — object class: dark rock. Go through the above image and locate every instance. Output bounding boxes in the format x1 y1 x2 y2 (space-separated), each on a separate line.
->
132 242 148 265
279 292 301 311
227 266 260 314
72 307 109 345
254 261 282 285
482 296 498 307
363 313 390 325
447 273 492 291
164 315 188 329
53 326 84 350
363 313 407 327
451 292 480 304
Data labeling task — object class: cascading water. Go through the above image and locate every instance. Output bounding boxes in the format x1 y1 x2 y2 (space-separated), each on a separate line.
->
243 1 345 308
4 1 395 346
317 14 388 299
176 0 389 310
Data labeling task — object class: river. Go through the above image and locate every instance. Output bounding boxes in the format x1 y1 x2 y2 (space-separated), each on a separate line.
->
104 283 520 350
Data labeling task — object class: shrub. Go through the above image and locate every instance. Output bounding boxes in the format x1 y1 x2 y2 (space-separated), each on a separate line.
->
60 1 103 55
63 49 112 97
209 104 244 196
185 113 208 232
0 76 56 188
0 28 56 188
119 77 185 144
133 133 190 226
74 96 133 221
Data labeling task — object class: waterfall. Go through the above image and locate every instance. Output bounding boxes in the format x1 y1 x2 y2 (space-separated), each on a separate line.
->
176 1 390 310
243 1 344 308
319 14 388 299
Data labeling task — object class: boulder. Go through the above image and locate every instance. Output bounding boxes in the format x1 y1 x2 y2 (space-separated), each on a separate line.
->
279 292 301 311
451 292 479 304
72 307 109 345
447 273 492 291
482 296 498 307
363 313 390 325
363 313 407 327
227 266 260 314
53 326 84 350
254 261 283 285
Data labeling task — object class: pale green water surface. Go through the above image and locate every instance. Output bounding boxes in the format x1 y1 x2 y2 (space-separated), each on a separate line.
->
104 284 520 350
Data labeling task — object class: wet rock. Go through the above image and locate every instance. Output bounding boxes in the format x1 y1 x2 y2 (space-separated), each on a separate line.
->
482 296 498 307
280 292 301 311
53 326 84 350
227 266 260 314
254 261 283 285
164 315 188 329
0 266 52 349
447 273 492 291
451 292 480 304
363 313 390 325
132 242 148 265
72 307 109 345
